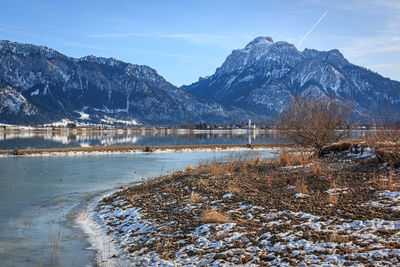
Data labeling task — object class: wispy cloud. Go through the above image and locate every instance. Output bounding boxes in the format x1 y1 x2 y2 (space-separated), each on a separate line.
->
338 36 400 59
297 10 328 48
87 32 231 44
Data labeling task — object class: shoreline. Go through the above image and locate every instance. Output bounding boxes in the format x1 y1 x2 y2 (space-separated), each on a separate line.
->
88 145 400 265
0 143 289 157
77 189 131 266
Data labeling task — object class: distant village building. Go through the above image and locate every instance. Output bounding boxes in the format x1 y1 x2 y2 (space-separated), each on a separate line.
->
248 119 256 129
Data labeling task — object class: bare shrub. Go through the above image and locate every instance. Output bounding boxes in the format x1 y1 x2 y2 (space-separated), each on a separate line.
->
278 95 351 155
202 210 231 223
366 118 400 167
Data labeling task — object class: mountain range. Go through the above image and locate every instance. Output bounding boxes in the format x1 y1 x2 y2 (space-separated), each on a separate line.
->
183 37 400 118
0 37 399 125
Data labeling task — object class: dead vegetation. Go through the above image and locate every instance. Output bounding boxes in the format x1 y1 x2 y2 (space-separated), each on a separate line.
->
202 210 232 224
278 95 351 155
277 149 312 167
189 191 205 203
366 120 400 167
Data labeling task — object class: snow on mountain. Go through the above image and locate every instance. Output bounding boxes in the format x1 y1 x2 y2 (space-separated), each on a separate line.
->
0 40 257 125
2 37 398 125
0 85 36 115
183 36 400 118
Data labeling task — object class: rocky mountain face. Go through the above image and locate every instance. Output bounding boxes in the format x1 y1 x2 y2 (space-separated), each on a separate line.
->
0 84 41 123
183 36 400 118
0 40 255 125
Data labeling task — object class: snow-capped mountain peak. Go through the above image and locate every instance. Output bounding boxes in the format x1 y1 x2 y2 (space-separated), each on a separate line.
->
216 36 300 76
244 36 274 49
183 36 400 119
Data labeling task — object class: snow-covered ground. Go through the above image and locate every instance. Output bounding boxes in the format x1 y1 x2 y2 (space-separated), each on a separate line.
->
86 189 400 266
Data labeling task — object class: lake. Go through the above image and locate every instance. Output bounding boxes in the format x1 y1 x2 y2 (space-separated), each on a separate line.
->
0 128 367 150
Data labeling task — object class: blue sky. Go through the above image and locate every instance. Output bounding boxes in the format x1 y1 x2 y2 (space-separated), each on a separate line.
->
1 0 399 86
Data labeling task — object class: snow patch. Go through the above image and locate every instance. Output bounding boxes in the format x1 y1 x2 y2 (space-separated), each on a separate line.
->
30 89 39 96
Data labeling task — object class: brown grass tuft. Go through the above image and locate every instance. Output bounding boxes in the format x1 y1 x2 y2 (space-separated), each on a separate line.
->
189 191 204 203
312 160 323 178
375 171 398 191
327 194 339 205
227 185 241 195
202 210 231 224
365 120 400 167
215 232 230 240
125 194 140 204
278 149 311 167
295 179 309 195
186 165 196 171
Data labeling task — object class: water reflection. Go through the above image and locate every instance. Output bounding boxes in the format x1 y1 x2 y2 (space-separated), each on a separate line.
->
0 129 286 150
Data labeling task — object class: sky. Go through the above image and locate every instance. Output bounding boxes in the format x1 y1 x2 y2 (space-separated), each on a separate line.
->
0 0 399 86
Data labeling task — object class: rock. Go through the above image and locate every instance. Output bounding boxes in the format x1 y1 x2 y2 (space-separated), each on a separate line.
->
144 146 153 152
302 231 310 240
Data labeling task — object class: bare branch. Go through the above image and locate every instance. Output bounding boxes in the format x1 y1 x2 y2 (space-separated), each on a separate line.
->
278 95 351 155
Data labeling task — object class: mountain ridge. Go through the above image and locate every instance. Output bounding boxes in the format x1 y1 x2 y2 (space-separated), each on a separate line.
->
183 36 400 118
0 39 260 125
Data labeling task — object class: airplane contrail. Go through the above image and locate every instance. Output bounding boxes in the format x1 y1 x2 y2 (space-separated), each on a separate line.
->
297 10 328 48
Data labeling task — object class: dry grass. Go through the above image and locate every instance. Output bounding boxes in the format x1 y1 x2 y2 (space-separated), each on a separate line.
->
295 179 309 195
227 185 241 195
208 161 227 177
375 171 398 191
277 149 311 167
189 191 205 203
126 194 141 204
202 210 232 224
186 165 197 171
215 232 230 240
312 160 323 178
196 154 264 180
330 178 338 189
365 121 400 167
327 194 339 205
264 175 275 187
